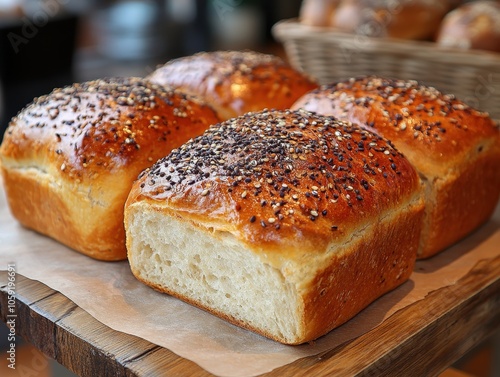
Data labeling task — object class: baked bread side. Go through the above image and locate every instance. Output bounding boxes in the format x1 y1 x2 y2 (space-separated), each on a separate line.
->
146 50 318 121
125 109 424 344
0 77 220 260
292 76 500 258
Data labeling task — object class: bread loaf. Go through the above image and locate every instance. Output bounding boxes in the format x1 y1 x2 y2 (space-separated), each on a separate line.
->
146 50 318 121
0 77 220 260
436 1 500 52
332 0 451 40
292 76 500 258
124 109 424 344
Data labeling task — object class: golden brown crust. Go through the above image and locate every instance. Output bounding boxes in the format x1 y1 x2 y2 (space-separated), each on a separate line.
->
292 76 500 257
422 149 500 255
300 202 421 343
127 109 421 257
146 50 318 121
0 77 220 260
1 166 127 260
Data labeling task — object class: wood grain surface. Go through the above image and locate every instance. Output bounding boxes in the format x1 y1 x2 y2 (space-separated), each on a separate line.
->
0 254 499 377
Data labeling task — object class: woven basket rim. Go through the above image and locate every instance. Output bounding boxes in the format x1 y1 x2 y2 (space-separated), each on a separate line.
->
272 19 500 67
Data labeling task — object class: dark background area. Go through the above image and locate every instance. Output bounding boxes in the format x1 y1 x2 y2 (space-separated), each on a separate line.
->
0 0 302 141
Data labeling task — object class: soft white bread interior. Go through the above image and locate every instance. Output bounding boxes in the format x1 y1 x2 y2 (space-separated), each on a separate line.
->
125 109 425 344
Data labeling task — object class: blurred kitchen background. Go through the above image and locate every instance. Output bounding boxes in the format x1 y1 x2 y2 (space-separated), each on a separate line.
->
0 0 300 140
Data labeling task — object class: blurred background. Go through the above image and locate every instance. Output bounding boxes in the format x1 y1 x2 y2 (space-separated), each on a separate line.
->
0 0 301 140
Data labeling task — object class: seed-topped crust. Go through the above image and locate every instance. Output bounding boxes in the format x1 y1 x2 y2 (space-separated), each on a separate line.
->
128 109 421 256
292 76 498 177
0 77 220 260
2 77 218 181
147 50 318 121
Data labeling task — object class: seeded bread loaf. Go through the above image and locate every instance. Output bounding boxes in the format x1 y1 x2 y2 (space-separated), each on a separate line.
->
124 109 425 344
0 77 220 260
146 50 318 121
292 76 500 258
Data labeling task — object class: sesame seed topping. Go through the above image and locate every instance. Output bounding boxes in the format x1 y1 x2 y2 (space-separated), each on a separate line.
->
139 108 419 242
298 76 492 153
7 76 219 177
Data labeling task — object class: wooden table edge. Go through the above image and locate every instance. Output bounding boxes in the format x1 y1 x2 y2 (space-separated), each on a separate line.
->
0 255 499 377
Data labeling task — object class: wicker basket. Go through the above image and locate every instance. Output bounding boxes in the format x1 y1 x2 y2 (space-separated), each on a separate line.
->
272 19 500 119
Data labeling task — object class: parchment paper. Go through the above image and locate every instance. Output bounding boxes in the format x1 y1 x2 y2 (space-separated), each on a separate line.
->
0 184 499 377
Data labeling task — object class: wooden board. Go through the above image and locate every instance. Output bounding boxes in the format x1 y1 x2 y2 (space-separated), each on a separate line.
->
1 254 499 377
